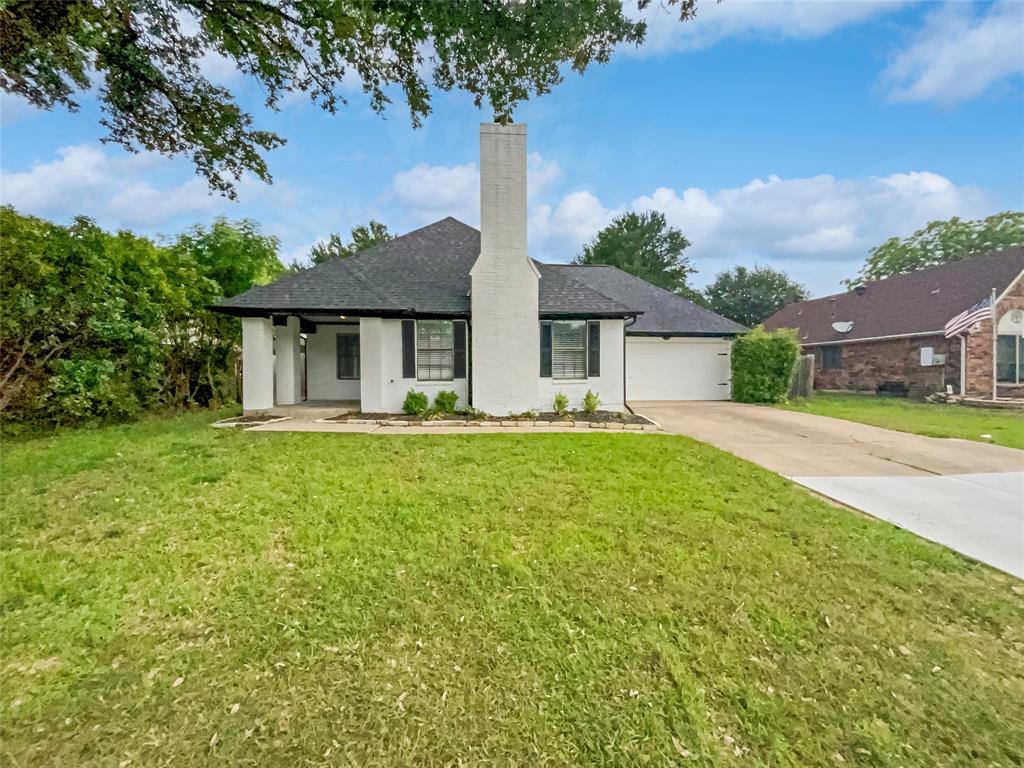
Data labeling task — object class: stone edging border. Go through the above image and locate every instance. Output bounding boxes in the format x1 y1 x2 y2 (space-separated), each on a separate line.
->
313 417 663 431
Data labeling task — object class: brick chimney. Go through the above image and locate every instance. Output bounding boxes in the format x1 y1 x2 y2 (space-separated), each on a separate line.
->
470 123 540 415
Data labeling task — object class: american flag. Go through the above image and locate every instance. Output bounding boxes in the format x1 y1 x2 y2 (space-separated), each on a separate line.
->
944 296 992 338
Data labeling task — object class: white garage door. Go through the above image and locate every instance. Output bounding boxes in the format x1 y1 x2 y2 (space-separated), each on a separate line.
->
626 337 732 401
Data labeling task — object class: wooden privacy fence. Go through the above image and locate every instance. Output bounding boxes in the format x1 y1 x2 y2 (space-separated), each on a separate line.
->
789 354 815 399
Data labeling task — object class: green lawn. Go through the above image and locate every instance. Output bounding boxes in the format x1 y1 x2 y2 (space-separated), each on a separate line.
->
779 392 1024 450
2 412 1022 767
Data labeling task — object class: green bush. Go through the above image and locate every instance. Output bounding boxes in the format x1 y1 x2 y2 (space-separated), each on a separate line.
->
403 389 429 415
731 325 800 404
582 390 601 414
43 358 139 425
433 390 459 413
552 392 569 416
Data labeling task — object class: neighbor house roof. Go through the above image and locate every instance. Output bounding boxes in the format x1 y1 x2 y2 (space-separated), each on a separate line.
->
764 248 1024 345
214 217 742 335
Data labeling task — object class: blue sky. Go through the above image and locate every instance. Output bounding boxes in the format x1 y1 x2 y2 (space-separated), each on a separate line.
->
2 0 1022 296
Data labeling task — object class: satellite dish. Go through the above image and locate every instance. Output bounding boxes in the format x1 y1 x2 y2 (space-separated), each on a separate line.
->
831 321 854 333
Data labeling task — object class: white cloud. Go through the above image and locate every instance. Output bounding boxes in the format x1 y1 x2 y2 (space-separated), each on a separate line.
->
388 151 562 224
530 190 619 250
527 151 562 200
529 170 993 293
385 154 994 295
0 144 223 227
104 177 222 227
389 161 479 224
882 1 1024 106
627 0 905 55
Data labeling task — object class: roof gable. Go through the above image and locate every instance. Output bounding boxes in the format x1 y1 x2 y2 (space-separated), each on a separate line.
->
764 248 1024 344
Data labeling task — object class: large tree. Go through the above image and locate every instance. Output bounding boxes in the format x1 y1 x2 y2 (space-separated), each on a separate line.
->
308 220 392 265
704 265 809 327
575 211 701 301
847 211 1024 286
0 0 697 197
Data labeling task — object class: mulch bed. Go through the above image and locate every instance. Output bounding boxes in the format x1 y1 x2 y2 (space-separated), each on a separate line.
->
325 410 653 425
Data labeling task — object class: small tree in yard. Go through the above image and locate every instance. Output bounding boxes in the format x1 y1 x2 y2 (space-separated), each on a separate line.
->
731 326 800 404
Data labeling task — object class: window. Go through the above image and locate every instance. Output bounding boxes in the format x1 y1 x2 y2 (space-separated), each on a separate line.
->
417 320 454 381
821 345 842 370
997 334 1023 384
336 333 359 379
552 320 587 379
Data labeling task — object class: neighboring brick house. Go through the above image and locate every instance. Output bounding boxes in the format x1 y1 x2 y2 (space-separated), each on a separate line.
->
764 250 1024 399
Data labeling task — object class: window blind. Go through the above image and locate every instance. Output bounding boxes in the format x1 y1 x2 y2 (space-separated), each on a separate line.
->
551 320 587 380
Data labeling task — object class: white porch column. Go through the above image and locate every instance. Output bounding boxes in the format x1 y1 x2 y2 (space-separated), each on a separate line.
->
275 316 302 405
359 317 384 412
241 317 274 412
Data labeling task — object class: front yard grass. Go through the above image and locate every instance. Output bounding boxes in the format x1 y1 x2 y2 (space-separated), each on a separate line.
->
2 411 1022 766
780 391 1024 450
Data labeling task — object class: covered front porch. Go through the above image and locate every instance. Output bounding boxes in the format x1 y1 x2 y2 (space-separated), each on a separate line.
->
241 314 363 414
239 314 470 414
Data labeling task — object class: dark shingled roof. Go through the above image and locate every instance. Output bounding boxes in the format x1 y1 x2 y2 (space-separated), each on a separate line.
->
214 217 743 334
216 217 481 316
556 264 747 336
763 248 1024 345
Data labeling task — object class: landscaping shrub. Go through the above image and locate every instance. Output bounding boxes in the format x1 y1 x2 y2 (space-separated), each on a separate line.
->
582 389 601 414
43 358 141 425
552 392 569 416
403 389 429 415
433 390 459 413
731 325 800 403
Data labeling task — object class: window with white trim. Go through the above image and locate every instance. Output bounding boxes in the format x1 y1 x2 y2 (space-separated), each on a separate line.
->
417 320 454 381
997 334 1023 384
551 320 587 379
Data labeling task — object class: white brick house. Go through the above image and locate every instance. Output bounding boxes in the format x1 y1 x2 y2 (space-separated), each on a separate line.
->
215 124 744 416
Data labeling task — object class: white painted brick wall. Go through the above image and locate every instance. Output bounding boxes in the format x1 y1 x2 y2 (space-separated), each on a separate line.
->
470 123 540 415
359 317 469 412
537 319 626 412
358 317 385 412
241 317 274 412
274 315 302 405
306 324 361 401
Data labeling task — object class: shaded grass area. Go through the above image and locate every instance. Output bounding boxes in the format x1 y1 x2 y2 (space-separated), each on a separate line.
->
2 411 1022 766
780 392 1024 450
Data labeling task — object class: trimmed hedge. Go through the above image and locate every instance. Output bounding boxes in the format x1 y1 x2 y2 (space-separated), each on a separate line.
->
731 326 800 404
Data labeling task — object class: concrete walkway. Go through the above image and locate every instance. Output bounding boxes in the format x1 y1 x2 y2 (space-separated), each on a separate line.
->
632 401 1024 578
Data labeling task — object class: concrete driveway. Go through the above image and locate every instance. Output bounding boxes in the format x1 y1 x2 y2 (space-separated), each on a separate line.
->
632 401 1024 578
